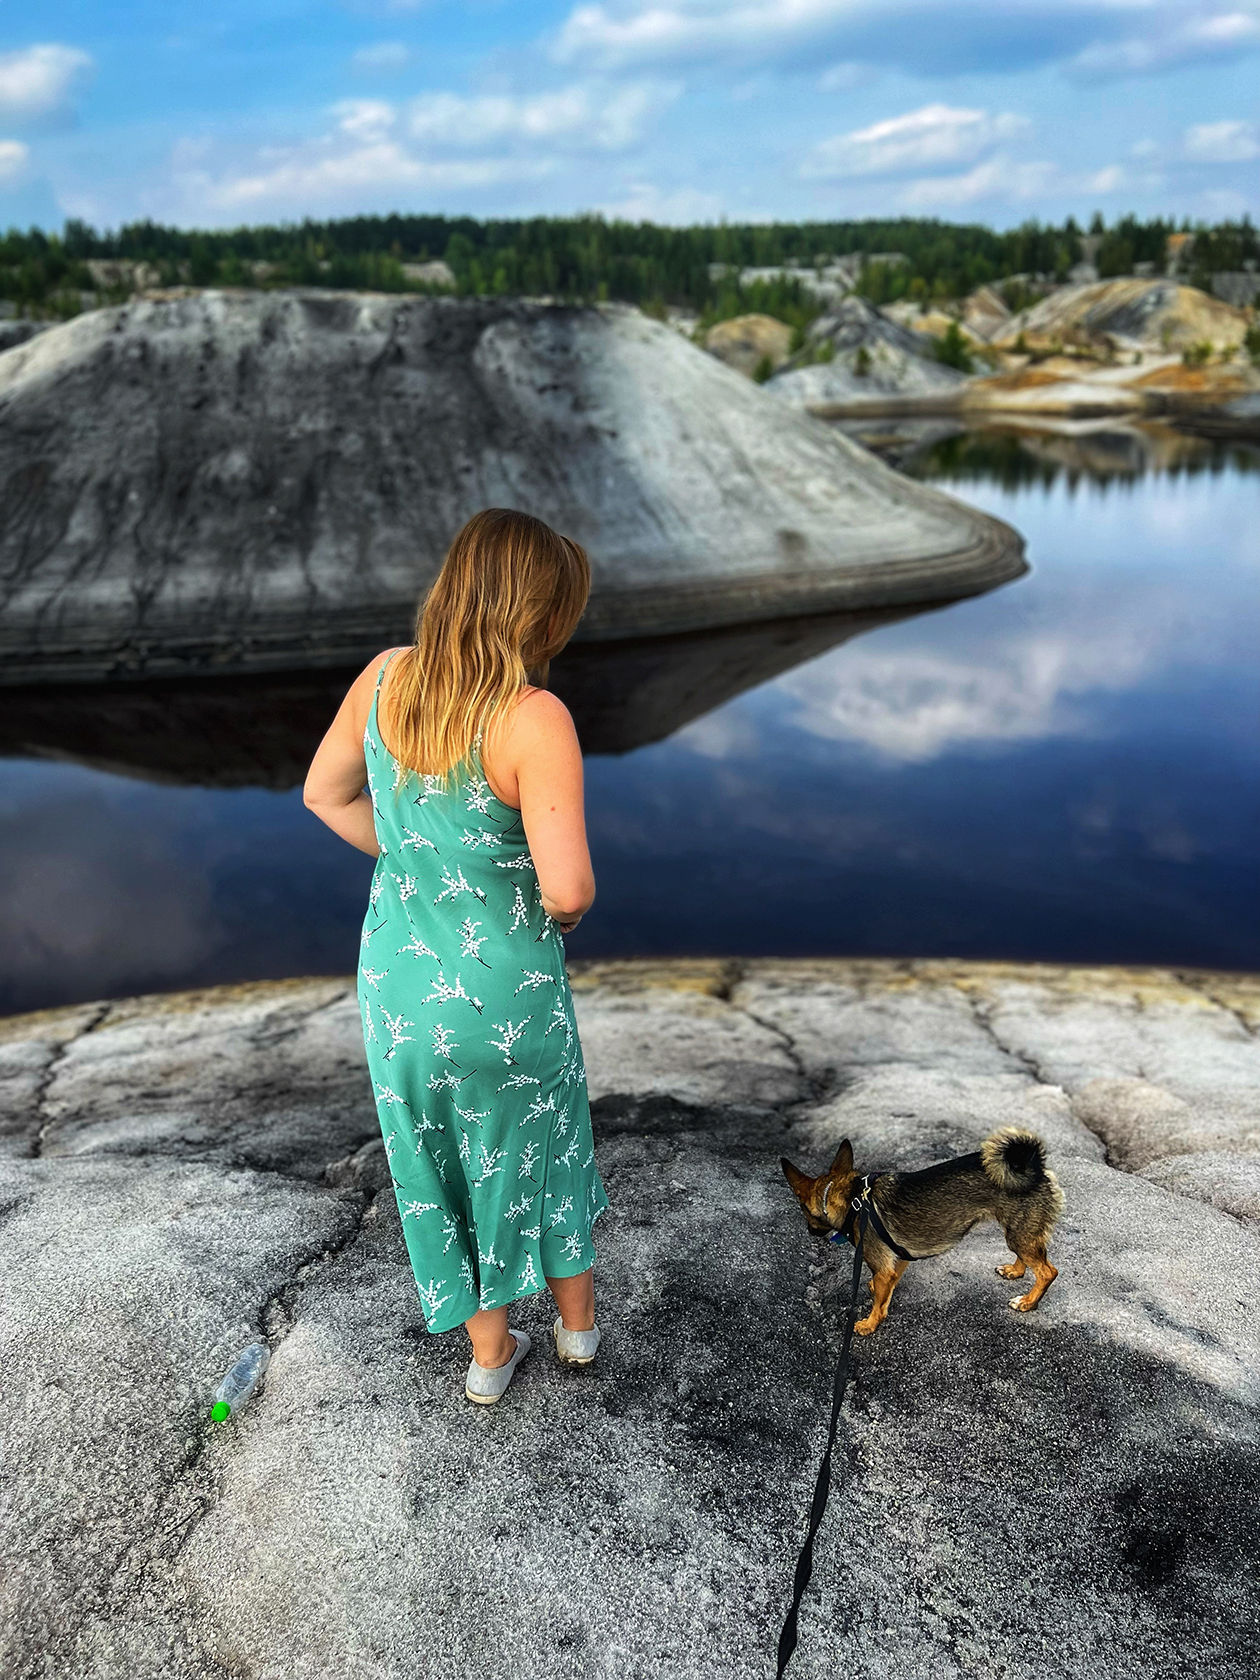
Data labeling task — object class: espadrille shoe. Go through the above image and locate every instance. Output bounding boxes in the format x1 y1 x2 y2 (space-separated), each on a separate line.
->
553 1317 601 1365
464 1330 531 1404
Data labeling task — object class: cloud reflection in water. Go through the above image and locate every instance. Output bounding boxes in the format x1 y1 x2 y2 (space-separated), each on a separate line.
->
574 448 1259 967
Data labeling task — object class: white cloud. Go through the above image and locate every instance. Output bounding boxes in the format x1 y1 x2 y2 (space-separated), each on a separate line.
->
0 139 29 180
0 43 93 124
898 154 1130 208
600 180 725 221
900 157 1056 208
1068 6 1260 79
1085 163 1127 194
817 61 873 91
406 81 678 150
352 42 413 73
155 76 675 220
333 99 397 142
1200 186 1251 216
554 0 1260 82
554 1 924 70
175 139 552 216
1184 119 1260 162
804 104 1028 179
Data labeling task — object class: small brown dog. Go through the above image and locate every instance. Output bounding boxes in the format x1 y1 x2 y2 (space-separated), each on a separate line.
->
781 1127 1063 1336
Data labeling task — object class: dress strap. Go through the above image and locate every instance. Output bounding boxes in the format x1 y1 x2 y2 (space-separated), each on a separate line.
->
374 647 403 696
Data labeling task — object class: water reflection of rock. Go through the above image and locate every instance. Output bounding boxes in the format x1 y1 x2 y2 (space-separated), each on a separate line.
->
839 417 1260 483
0 604 926 789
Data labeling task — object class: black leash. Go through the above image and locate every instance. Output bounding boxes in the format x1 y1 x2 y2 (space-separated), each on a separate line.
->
837 1173 919 1265
775 1195 870 1679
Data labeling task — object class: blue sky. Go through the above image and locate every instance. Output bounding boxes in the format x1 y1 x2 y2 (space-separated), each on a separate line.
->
1 2 1257 232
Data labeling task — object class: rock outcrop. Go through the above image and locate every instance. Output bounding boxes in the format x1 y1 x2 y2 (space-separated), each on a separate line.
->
994 278 1250 356
703 312 793 377
2 958 1257 1680
960 354 1260 424
766 297 967 415
758 281 1256 428
0 292 1021 685
0 318 50 353
961 285 1012 342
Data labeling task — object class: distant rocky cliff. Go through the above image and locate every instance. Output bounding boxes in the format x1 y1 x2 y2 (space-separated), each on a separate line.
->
758 279 1258 429
766 296 967 413
0 292 1021 685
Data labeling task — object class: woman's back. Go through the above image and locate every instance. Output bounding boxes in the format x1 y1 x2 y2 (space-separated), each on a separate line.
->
304 507 606 1398
356 655 603 1331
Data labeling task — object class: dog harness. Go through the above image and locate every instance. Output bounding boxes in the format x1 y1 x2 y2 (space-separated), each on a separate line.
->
831 1173 920 1262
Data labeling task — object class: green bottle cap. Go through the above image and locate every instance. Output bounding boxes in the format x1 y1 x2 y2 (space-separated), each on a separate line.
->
211 1401 231 1422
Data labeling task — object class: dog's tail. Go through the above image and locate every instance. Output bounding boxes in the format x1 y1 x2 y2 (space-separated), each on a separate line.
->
980 1126 1050 1193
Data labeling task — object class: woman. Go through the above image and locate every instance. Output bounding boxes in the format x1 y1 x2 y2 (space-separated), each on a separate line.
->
304 508 608 1404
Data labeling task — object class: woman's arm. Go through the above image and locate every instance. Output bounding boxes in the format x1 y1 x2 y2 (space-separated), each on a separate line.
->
303 654 401 857
500 691 595 932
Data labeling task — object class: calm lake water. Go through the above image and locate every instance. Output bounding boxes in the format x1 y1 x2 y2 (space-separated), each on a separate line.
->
2 423 1257 1015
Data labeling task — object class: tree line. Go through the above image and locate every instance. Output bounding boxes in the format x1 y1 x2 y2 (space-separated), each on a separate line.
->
2 210 1255 323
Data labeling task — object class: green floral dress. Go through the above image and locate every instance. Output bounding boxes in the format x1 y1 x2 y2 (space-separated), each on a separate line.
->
358 656 608 1334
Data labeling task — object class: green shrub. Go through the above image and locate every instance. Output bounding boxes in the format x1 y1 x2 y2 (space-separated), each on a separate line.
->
933 320 974 372
815 338 835 363
1181 340 1212 367
853 344 871 377
1246 325 1260 366
751 353 774 383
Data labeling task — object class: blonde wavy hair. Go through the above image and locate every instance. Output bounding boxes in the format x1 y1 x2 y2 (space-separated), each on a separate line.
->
381 508 590 778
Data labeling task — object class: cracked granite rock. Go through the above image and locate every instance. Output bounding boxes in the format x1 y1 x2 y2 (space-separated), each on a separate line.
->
1 959 1257 1680
0 292 1023 684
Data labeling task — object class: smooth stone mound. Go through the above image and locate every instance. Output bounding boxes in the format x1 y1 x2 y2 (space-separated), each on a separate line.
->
0 291 1023 685
704 311 793 377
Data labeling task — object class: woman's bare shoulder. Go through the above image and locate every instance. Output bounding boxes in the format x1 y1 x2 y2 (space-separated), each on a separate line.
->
344 647 411 726
510 687 578 739
345 646 408 688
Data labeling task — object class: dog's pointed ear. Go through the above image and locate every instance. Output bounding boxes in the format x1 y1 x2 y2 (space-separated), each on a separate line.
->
780 1158 815 1203
828 1137 853 1176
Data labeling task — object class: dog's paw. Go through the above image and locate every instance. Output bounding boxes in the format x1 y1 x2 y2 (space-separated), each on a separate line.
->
1009 1293 1037 1312
855 1316 880 1336
996 1263 1025 1280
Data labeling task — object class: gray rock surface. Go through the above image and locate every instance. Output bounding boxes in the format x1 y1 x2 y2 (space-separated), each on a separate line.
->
0 292 1021 684
1178 390 1260 440
766 297 967 416
1139 1150 1260 1225
2 958 1258 1679
0 319 50 353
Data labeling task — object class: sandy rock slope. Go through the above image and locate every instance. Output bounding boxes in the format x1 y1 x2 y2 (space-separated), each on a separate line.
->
1 959 1257 1679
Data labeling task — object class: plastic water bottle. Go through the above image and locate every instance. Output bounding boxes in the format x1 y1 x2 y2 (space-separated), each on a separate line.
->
211 1343 270 1422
